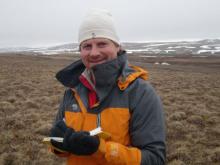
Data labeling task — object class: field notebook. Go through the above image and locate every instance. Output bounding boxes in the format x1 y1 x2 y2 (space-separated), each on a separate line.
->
42 127 111 152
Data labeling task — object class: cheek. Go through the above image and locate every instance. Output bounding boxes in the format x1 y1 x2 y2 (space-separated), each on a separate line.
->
80 53 89 65
107 49 118 59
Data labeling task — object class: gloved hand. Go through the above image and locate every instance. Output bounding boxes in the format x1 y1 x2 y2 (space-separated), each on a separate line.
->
50 120 100 155
62 128 100 155
50 120 67 138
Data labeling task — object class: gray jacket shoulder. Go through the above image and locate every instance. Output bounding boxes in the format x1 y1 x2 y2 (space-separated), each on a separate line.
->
55 88 75 121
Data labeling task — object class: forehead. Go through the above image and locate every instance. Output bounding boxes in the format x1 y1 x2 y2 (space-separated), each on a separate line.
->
81 38 113 45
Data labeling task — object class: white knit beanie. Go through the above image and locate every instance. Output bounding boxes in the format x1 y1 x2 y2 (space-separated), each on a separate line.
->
78 9 120 45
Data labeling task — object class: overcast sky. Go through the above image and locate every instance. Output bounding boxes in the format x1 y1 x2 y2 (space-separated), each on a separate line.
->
0 0 220 47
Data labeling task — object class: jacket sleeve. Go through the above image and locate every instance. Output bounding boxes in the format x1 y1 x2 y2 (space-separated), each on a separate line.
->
50 89 71 157
95 80 166 164
54 90 67 122
129 80 166 164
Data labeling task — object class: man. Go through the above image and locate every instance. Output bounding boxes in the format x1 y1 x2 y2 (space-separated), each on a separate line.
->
50 9 166 165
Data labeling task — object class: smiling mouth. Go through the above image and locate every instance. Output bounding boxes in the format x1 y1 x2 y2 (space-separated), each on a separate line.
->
89 59 106 63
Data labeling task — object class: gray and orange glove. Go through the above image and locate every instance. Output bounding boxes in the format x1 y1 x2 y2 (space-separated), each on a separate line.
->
50 120 100 155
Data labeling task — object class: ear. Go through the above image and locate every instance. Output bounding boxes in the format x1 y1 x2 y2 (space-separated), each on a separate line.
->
116 44 121 52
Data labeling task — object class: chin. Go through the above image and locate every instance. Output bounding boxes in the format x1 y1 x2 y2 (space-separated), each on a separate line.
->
91 61 106 66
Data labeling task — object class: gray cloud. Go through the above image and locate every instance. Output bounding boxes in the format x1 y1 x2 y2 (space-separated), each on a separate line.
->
0 0 220 47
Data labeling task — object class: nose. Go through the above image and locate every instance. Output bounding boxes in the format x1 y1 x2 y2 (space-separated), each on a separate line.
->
89 46 100 57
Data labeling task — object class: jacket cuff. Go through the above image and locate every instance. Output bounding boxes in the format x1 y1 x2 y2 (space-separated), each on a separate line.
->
105 142 142 164
92 138 106 159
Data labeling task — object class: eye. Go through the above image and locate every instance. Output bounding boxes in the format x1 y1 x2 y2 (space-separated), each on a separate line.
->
81 44 91 50
98 42 108 48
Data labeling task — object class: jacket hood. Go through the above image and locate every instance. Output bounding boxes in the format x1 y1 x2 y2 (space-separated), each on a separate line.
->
56 59 85 88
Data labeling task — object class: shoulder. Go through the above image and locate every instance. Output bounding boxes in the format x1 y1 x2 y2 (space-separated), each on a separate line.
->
128 78 156 95
127 78 161 111
61 88 75 103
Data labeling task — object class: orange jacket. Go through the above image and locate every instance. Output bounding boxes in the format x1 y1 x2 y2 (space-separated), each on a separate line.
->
52 52 166 164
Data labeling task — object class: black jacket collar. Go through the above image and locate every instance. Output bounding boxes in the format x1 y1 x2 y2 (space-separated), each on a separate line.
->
56 50 127 89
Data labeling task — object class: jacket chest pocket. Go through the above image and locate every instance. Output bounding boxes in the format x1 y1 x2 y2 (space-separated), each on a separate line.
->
65 111 97 131
101 108 131 145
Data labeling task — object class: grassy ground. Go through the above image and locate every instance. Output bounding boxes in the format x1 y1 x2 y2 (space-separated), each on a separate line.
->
0 53 219 165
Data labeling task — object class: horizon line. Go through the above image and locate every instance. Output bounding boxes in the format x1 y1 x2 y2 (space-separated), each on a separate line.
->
1 37 220 48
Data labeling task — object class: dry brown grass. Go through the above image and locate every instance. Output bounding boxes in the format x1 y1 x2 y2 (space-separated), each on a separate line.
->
0 53 219 164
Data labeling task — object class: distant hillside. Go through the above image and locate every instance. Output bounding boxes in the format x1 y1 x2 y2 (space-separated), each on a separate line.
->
122 39 220 56
1 39 220 56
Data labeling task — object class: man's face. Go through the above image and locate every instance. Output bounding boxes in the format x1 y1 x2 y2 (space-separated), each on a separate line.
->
80 38 120 69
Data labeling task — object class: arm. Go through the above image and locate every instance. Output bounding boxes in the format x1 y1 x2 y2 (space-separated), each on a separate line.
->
54 90 67 122
129 80 166 164
50 89 71 157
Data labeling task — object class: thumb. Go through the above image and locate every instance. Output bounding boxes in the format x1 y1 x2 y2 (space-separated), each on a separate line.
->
51 139 63 148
